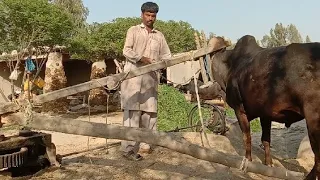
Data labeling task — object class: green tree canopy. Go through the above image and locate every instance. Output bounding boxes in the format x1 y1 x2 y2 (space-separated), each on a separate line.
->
261 23 310 48
0 0 75 54
50 0 89 29
305 35 312 43
69 17 198 61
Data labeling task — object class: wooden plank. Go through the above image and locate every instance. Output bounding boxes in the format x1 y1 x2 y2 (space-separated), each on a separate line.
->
0 132 49 151
3 112 304 180
194 32 209 84
33 45 226 104
0 102 20 115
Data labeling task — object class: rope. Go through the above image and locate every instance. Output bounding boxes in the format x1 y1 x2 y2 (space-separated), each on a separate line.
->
86 93 93 165
193 73 212 148
86 71 118 158
105 93 109 153
98 71 130 91
190 48 212 148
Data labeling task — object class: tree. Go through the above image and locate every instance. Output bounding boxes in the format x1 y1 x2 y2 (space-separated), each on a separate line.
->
50 0 89 30
261 23 306 48
208 32 216 39
0 0 75 54
287 24 303 43
305 35 312 43
155 20 197 53
256 40 261 46
69 17 198 61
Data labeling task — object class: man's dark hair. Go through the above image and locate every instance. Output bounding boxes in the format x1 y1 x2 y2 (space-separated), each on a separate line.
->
141 2 159 13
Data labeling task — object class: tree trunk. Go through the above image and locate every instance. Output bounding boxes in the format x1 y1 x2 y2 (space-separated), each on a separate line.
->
88 60 108 112
41 52 68 113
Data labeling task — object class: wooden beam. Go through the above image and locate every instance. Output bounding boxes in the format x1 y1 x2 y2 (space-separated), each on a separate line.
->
33 45 226 104
0 132 50 151
0 102 20 115
0 44 227 115
4 112 304 180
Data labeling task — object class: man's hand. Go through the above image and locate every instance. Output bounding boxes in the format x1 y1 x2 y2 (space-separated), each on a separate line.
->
140 56 153 64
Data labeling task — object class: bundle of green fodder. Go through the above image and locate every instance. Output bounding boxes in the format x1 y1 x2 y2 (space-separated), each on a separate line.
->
157 84 195 131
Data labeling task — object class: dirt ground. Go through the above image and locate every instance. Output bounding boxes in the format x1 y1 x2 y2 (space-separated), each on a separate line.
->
0 111 313 180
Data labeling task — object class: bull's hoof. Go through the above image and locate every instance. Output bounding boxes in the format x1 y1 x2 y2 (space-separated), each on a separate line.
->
265 163 274 167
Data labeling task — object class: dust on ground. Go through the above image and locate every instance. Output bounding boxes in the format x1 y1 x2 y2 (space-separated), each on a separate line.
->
0 111 313 180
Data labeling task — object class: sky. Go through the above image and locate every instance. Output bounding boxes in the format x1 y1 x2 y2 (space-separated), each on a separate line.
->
82 0 320 43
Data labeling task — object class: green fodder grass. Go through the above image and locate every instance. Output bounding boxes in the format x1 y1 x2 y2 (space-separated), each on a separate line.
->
157 84 261 132
157 84 195 131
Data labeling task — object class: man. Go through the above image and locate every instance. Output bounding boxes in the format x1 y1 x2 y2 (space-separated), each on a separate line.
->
120 2 171 161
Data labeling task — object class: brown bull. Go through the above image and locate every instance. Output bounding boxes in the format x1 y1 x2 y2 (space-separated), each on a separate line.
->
210 35 320 179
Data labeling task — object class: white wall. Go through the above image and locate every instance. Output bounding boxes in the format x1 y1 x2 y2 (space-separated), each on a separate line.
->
166 61 200 87
0 62 23 103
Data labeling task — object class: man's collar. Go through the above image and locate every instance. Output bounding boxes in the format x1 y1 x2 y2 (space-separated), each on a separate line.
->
140 23 157 32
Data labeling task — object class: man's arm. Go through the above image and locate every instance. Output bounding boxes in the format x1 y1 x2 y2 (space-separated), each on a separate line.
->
123 27 152 64
159 35 172 61
123 27 142 63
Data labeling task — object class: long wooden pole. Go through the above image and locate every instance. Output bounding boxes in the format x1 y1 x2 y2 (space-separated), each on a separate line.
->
0 45 226 115
32 44 225 104
5 112 305 180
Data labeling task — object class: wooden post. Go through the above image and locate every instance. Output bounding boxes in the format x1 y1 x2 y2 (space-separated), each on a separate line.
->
194 32 209 84
201 30 213 82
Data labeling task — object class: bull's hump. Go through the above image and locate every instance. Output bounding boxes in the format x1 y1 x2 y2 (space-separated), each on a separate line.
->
227 35 263 70
234 35 262 54
237 35 258 47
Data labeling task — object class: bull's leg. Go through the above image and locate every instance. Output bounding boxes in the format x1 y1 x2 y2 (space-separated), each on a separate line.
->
304 104 320 180
235 107 252 161
259 118 273 166
304 127 320 180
